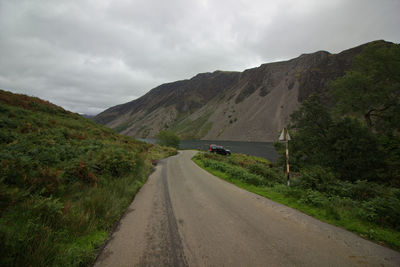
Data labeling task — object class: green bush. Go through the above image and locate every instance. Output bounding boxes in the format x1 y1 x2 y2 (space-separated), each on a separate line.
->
156 130 180 148
349 180 385 200
63 160 97 185
297 165 337 192
359 190 400 230
94 148 137 178
248 163 284 183
298 189 328 207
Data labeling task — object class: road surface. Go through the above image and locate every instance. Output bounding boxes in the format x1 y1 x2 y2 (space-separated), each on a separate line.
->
95 150 400 266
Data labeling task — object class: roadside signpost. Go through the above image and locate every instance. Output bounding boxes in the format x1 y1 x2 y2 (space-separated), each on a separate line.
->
279 128 291 186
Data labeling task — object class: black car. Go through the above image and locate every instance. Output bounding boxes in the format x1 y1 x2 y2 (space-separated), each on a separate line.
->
208 144 231 156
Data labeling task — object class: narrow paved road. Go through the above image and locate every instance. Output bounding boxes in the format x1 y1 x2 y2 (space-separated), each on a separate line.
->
95 151 400 267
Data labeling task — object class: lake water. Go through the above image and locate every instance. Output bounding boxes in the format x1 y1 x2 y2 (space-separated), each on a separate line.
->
139 138 278 162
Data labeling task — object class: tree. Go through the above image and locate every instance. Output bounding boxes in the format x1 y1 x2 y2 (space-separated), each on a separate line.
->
326 117 383 182
329 41 400 183
287 94 333 170
156 130 180 149
330 41 400 133
279 42 400 185
285 95 384 182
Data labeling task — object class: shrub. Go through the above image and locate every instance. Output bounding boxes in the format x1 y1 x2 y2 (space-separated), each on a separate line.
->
248 163 284 183
298 189 328 207
349 180 384 201
156 130 180 149
202 152 221 161
94 148 137 178
359 191 400 230
248 163 266 176
297 165 337 192
0 195 65 266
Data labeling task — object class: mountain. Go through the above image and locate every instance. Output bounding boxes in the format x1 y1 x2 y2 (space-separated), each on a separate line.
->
94 40 389 141
81 113 96 119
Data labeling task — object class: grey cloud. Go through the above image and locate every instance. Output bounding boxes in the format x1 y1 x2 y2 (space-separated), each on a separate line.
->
0 0 399 114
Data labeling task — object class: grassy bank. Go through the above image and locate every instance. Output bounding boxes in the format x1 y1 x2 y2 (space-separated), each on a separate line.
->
192 152 400 251
0 90 176 266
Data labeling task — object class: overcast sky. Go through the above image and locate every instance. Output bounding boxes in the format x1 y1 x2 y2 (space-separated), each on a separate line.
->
1 0 399 115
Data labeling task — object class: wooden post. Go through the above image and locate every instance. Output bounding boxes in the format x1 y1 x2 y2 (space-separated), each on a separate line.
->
285 129 290 186
279 127 291 186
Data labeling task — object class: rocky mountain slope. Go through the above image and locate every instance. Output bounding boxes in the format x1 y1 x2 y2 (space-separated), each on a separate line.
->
94 41 387 141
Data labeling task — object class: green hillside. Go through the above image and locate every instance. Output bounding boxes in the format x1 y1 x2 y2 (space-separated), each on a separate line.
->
0 90 176 266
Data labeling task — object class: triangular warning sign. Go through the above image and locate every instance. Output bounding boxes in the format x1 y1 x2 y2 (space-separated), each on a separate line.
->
279 128 291 141
279 129 285 141
286 130 291 141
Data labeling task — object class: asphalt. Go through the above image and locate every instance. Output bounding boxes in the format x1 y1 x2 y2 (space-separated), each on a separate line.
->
95 150 400 267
